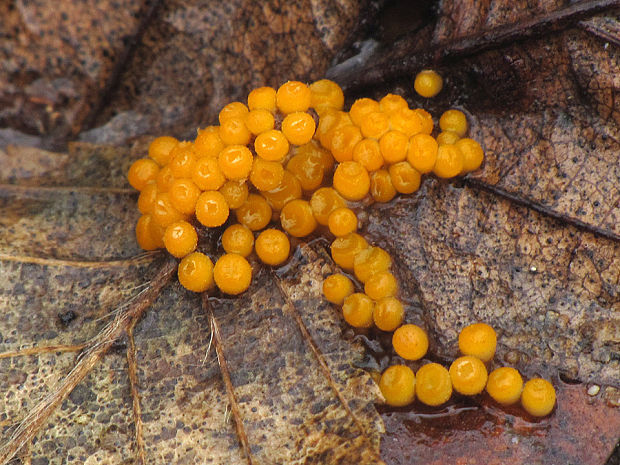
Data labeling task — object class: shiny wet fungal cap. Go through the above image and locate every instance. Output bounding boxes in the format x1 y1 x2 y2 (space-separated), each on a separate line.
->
163 220 198 259
458 322 497 362
486 367 524 405
433 144 464 179
373 297 405 332
414 70 443 98
255 229 290 266
178 252 214 293
213 253 253 295
135 215 163 251
449 356 488 395
330 233 369 271
342 293 375 328
364 271 398 300
276 81 312 114
235 194 272 231
128 158 160 191
439 109 468 137
310 79 345 114
280 199 317 238
309 187 346 225
195 191 229 228
353 246 392 283
148 136 178 166
379 365 416 407
327 207 358 237
392 324 429 361
520 378 556 417
322 273 354 305
221 224 254 257
415 363 452 406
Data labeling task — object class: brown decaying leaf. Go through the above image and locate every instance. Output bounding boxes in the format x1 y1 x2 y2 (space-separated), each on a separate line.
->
1 0 620 464
0 143 383 464
0 0 153 145
0 0 368 148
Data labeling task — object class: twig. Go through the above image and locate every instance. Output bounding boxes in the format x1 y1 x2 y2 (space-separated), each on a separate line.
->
463 177 620 243
201 294 254 465
0 344 87 359
126 321 146 465
330 0 620 90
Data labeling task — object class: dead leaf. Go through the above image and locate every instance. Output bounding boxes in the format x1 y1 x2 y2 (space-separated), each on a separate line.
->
1 0 620 464
0 138 384 463
0 0 367 148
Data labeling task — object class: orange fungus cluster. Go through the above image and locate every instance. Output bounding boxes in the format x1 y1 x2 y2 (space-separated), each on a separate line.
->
128 76 553 417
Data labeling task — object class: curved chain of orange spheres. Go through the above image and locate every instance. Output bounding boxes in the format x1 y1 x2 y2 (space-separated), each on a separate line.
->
128 76 554 417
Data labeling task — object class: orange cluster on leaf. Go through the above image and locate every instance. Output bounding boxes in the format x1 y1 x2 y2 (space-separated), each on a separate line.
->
128 77 484 314
378 322 556 418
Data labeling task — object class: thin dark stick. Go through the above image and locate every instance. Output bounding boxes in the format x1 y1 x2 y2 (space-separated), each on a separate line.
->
201 294 254 465
127 321 146 465
331 0 619 90
464 177 620 243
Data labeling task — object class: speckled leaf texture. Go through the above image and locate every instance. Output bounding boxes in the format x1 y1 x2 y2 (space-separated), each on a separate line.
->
1 0 620 464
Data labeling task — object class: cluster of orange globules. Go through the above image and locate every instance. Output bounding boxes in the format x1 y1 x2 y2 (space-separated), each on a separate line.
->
128 80 345 294
379 321 556 417
125 77 554 417
128 78 482 296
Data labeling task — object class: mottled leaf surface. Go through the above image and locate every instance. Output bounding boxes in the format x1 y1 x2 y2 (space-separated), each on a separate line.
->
1 0 620 464
0 143 383 464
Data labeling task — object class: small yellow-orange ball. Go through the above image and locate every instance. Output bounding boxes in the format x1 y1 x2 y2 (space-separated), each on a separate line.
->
364 271 398 300
379 365 416 407
521 378 556 417
195 191 230 228
148 136 178 166
282 111 316 146
456 138 484 173
218 145 254 180
433 144 464 179
248 86 276 112
414 70 443 98
373 297 405 332
163 220 198 258
255 228 290 266
439 109 468 137
221 224 254 257
353 246 392 283
178 252 214 293
328 207 358 237
370 169 397 203
322 273 354 305
276 81 311 114
128 158 160 191
458 322 497 362
392 324 428 361
449 356 488 395
280 199 317 238
213 253 253 295
342 293 374 328
416 363 452 406
486 367 523 406
333 161 370 201
331 233 368 271
235 194 272 231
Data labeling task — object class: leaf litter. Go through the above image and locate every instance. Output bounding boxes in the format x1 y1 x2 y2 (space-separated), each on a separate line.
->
1 0 620 464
